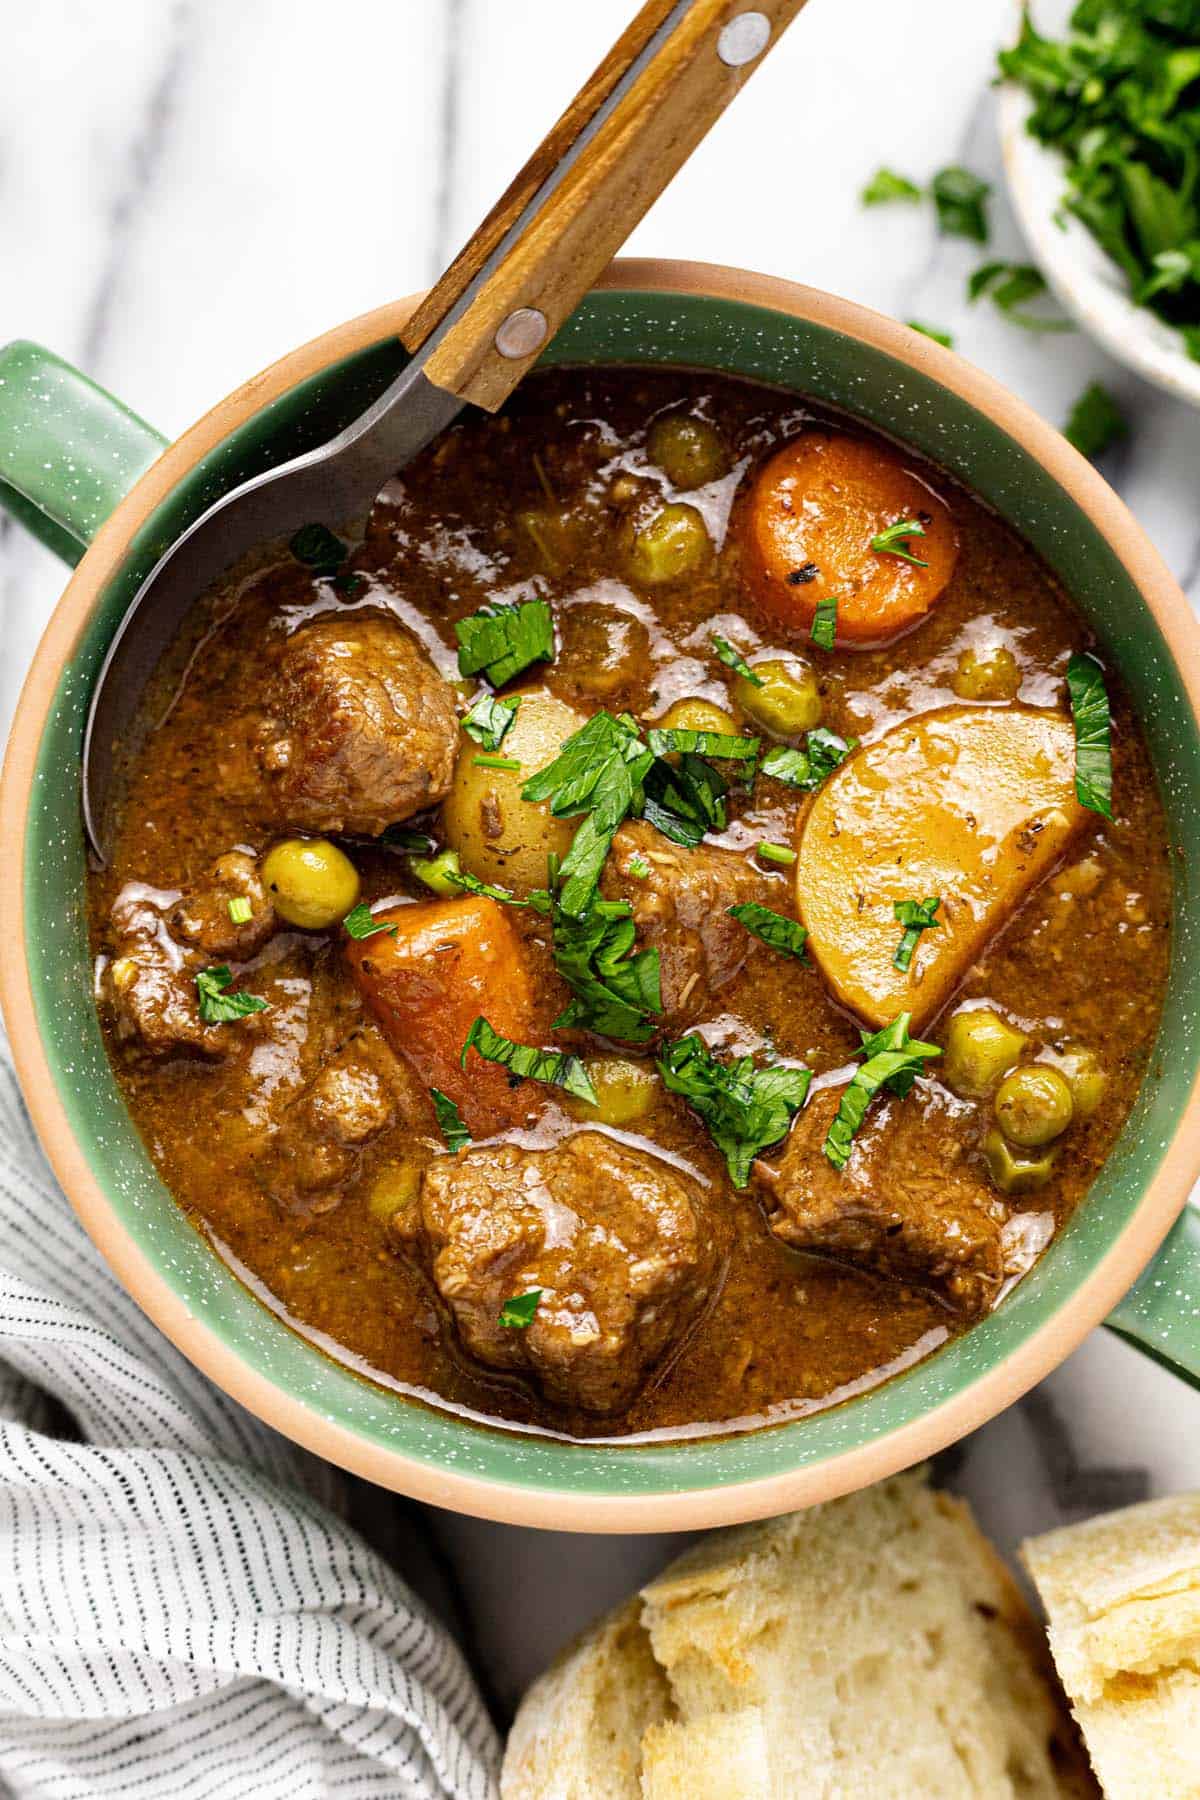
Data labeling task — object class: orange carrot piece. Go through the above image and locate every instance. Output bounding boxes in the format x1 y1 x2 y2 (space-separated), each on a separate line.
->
736 431 958 648
345 895 540 1134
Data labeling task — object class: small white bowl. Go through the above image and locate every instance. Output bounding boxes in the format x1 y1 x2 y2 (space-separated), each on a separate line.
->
998 47 1200 408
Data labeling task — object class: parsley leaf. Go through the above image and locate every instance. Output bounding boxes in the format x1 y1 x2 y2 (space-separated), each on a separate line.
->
931 166 991 242
1064 383 1128 460
289 523 346 575
762 728 856 792
657 1035 811 1188
499 1290 542 1330
522 711 654 916
461 1016 598 1107
823 1013 941 1170
713 634 764 686
195 965 269 1024
430 1087 470 1153
810 594 839 651
968 260 1072 333
455 599 554 688
551 893 662 1043
892 896 941 972
1066 650 1114 820
998 6 1200 358
871 517 929 566
908 320 954 347
862 167 923 206
343 902 398 940
642 753 729 848
728 902 808 962
462 692 520 751
447 867 552 912
646 727 760 771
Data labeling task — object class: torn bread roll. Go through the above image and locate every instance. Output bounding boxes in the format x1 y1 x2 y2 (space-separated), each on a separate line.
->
502 1469 1094 1799
1023 1490 1200 1799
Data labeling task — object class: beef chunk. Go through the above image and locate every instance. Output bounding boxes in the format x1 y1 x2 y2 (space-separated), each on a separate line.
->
602 820 774 1029
258 1022 425 1215
102 882 243 1058
170 851 276 960
757 1081 1006 1317
257 611 458 836
412 1132 724 1413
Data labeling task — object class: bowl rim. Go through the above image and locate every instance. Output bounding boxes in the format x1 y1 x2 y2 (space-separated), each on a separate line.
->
3 257 1200 1531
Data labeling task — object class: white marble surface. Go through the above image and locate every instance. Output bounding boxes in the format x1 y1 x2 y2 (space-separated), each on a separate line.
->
4 0 1200 1725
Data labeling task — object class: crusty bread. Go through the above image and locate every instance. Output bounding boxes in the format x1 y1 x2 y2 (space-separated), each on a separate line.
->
502 1469 1093 1799
1023 1490 1200 1798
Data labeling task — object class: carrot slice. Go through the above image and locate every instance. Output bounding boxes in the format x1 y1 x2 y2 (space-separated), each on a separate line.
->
345 894 539 1134
736 431 959 647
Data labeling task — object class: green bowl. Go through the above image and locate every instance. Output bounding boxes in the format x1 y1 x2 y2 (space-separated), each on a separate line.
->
3 264 1199 1530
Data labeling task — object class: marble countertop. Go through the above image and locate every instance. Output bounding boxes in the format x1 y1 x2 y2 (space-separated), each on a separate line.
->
4 0 1200 1723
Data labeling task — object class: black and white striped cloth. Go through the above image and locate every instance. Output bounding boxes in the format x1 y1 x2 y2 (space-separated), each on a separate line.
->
0 1038 501 1799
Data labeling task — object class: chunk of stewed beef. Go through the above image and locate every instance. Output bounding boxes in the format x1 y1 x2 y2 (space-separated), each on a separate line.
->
603 820 775 1030
410 1132 725 1413
258 1022 425 1215
170 850 276 960
756 1080 1006 1318
102 879 261 1059
257 611 458 837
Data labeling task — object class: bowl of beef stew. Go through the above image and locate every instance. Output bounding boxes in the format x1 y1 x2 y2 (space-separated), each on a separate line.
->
2 263 1200 1528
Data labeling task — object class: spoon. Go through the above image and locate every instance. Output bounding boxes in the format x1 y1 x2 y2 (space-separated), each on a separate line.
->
83 0 809 857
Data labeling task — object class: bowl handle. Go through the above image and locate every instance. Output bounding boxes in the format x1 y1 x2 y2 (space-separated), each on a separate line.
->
0 340 167 564
1106 1204 1200 1389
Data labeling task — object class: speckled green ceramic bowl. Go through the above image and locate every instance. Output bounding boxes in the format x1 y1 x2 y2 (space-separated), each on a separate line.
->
3 263 1200 1531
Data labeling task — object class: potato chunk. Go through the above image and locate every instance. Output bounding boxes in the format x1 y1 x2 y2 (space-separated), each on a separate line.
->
794 705 1087 1031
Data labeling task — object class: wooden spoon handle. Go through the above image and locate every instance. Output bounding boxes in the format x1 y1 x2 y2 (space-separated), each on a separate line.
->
402 0 810 411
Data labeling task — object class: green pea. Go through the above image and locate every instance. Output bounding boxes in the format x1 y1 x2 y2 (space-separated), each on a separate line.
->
736 659 822 737
625 503 710 586
942 1009 1027 1099
983 1129 1057 1196
995 1064 1075 1148
261 838 360 930
647 414 729 490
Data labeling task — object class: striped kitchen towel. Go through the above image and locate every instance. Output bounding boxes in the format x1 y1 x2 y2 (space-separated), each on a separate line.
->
0 1038 501 1799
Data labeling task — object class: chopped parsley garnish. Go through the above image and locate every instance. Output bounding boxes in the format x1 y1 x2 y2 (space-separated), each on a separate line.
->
712 634 763 686
908 321 953 347
810 594 839 651
627 854 651 879
462 692 520 751
289 523 346 575
861 167 923 206
343 902 398 940
871 517 929 566
968 260 1071 333
499 1290 542 1330
728 902 808 962
447 867 552 912
646 727 760 771
657 1035 811 1188
787 562 820 585
762 728 856 792
823 1013 941 1170
522 711 654 916
380 826 439 854
227 896 253 925
642 752 730 848
998 4 1200 358
551 893 662 1043
1066 650 1114 821
1064 383 1128 460
430 1087 470 1153
473 754 522 771
196 965 269 1024
461 1016 598 1108
931 165 991 243
757 842 796 867
892 896 941 972
455 598 554 688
